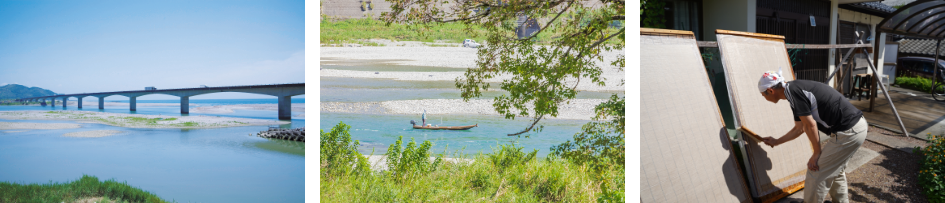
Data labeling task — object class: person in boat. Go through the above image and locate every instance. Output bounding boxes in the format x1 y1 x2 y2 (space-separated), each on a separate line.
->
422 109 427 126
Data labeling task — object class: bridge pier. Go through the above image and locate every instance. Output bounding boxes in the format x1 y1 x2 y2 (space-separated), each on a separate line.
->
180 96 189 114
78 98 83 109
278 96 291 120
130 97 137 111
62 98 67 108
98 97 105 109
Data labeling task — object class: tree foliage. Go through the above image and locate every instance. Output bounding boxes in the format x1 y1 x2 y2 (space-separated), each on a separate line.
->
382 0 625 136
640 0 665 28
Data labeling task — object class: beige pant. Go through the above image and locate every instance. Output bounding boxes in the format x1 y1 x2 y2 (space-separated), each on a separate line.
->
804 116 868 203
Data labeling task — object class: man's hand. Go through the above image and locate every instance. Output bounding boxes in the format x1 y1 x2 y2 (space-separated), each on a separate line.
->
808 153 820 171
762 137 779 147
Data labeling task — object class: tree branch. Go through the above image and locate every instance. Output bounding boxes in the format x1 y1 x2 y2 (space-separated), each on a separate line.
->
575 29 624 60
507 115 544 136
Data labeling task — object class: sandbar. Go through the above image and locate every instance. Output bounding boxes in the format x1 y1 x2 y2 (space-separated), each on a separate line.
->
321 99 606 120
64 130 123 138
0 111 289 129
0 122 81 130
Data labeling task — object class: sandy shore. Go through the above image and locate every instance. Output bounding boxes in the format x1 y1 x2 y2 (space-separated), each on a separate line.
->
0 122 81 130
63 130 123 138
191 104 305 117
364 155 473 172
320 46 624 92
321 99 605 120
0 111 289 128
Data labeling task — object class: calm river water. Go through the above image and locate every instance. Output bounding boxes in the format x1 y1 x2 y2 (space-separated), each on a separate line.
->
0 98 304 203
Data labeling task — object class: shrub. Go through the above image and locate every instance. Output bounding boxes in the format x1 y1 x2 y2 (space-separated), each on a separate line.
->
487 144 537 172
385 136 441 180
917 133 945 202
321 121 371 179
895 76 945 93
551 94 625 173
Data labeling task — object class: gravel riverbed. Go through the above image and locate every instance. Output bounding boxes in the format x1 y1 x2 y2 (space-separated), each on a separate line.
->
321 99 605 120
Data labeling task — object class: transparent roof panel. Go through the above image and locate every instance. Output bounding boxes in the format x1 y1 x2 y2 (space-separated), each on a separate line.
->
906 9 945 33
898 5 945 32
882 1 945 31
918 17 945 35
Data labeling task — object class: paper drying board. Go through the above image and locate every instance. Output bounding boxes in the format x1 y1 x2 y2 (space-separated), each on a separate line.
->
715 29 812 203
640 28 752 203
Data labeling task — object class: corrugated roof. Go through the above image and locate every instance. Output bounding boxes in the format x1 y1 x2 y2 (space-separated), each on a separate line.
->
877 1 945 39
847 2 898 15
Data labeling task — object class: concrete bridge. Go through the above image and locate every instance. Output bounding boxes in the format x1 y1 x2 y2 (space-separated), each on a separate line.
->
15 83 304 120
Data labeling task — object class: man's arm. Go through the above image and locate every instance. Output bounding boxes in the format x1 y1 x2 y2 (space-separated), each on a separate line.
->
779 121 805 144
798 115 821 155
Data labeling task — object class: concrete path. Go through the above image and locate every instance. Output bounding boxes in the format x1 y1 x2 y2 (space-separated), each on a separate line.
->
850 86 945 139
772 148 880 203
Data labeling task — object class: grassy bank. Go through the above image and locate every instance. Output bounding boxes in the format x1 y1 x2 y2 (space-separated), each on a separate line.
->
320 122 625 202
0 175 168 203
320 18 625 46
321 17 488 45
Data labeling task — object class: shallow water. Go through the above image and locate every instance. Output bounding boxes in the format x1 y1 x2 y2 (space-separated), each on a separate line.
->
320 112 588 158
0 100 304 203
320 77 623 102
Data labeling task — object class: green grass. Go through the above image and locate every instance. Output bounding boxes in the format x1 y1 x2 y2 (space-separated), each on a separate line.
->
320 122 624 202
125 117 164 124
163 118 177 121
320 17 623 47
895 76 945 93
180 122 198 127
321 18 488 44
0 175 169 203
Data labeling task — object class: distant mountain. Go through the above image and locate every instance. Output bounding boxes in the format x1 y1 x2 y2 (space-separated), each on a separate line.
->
0 84 57 100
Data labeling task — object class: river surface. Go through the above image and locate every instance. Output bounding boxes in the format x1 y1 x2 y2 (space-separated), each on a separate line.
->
320 61 615 157
0 98 304 203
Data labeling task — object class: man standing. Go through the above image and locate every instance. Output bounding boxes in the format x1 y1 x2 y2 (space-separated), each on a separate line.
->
758 68 868 203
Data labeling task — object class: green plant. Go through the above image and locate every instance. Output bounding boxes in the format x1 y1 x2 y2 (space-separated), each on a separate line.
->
895 76 945 93
919 133 945 202
487 144 537 172
641 0 666 28
320 122 371 179
0 175 167 203
384 136 441 180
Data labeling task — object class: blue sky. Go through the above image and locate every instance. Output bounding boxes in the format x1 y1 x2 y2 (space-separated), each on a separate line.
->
0 0 304 100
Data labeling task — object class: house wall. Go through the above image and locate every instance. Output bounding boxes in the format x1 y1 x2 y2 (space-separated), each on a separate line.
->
702 0 756 41
837 8 887 81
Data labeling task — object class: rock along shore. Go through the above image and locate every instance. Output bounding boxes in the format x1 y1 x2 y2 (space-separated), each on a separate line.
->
257 127 305 142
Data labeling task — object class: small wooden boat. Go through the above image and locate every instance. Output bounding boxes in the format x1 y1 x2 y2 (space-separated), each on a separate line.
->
410 120 477 130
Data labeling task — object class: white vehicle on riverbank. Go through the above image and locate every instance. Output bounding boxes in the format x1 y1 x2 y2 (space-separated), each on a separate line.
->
463 39 480 48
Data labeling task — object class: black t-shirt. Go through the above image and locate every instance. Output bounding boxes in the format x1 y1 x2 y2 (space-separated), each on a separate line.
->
784 80 863 134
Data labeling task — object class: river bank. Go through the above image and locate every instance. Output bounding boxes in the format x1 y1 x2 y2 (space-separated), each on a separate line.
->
321 99 604 120
0 110 289 128
320 45 625 92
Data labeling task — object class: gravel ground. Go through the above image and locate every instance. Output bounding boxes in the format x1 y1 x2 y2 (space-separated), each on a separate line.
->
0 121 81 130
0 110 288 128
844 126 930 202
321 99 605 120
320 45 625 92
63 130 124 138
871 125 932 147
